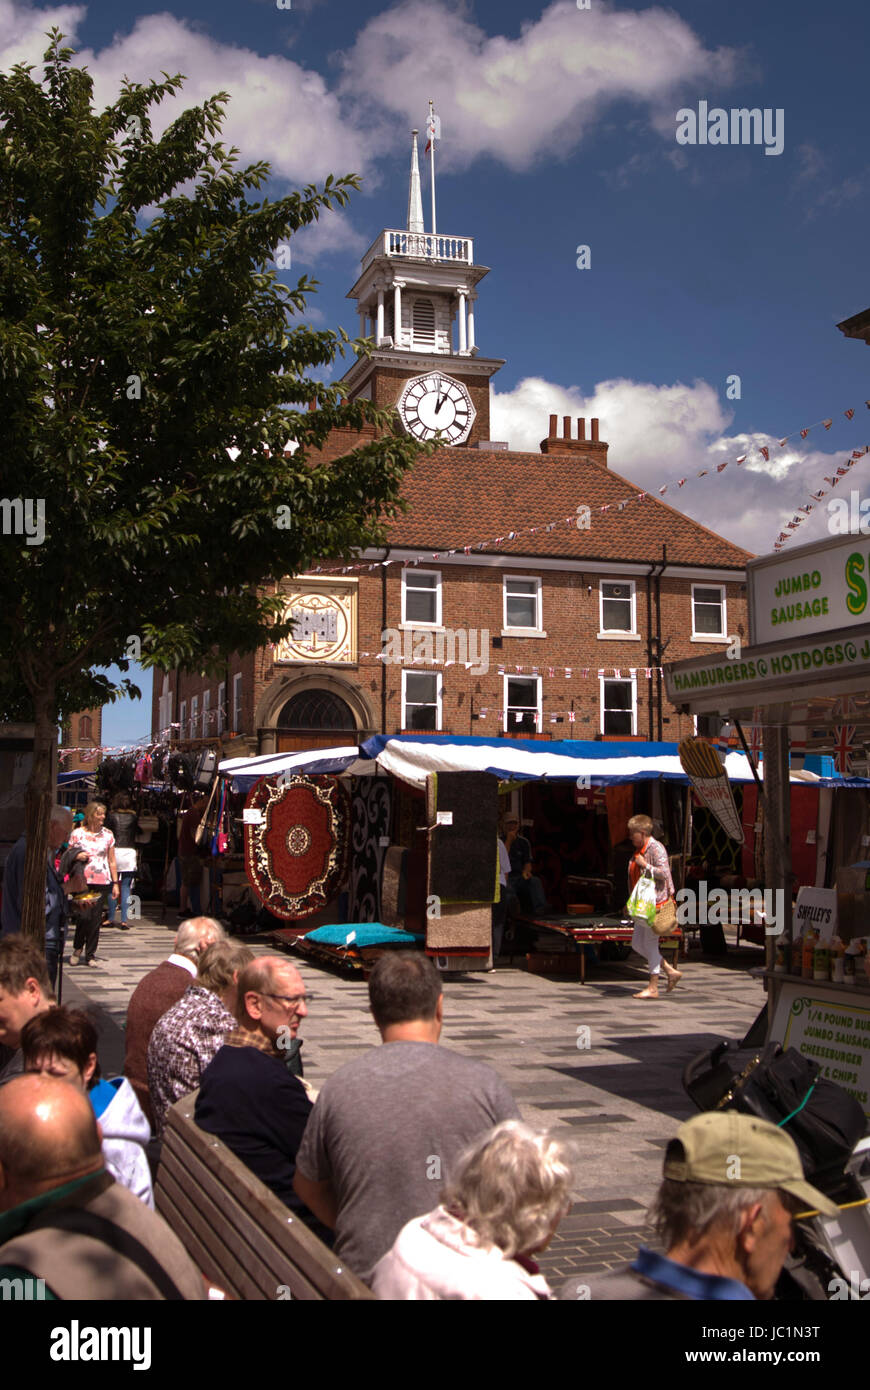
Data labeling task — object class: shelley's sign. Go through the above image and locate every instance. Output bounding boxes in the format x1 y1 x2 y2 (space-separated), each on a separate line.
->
749 533 870 645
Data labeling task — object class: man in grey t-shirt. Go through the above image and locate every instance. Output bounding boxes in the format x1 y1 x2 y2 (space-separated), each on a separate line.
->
293 953 519 1281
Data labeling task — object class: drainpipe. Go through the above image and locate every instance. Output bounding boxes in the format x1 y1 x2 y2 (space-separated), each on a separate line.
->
381 546 390 734
654 544 667 742
645 565 655 741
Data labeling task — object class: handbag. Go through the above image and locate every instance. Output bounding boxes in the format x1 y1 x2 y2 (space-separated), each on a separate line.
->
652 897 677 936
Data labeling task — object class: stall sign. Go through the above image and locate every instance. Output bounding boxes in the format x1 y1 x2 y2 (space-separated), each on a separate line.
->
678 738 744 843
667 630 870 705
749 533 870 646
771 982 870 1113
794 886 838 944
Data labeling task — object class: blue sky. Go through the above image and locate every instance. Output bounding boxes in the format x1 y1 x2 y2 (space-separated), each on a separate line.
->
6 0 865 745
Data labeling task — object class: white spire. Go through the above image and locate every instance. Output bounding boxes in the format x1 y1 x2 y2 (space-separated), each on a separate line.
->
407 129 424 234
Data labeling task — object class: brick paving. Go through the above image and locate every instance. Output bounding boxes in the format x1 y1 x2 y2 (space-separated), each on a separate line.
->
61 907 767 1291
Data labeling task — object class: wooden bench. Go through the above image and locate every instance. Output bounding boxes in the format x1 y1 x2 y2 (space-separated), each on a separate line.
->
155 1092 375 1300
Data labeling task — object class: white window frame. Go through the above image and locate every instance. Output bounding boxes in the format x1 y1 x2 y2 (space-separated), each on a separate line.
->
232 674 243 733
401 569 442 627
202 689 210 739
502 674 542 733
401 669 442 731
179 700 186 741
217 681 226 735
190 695 199 740
502 574 543 635
598 579 638 637
691 583 727 640
599 676 637 737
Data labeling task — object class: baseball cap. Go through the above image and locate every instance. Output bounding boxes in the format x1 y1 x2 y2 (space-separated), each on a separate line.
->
663 1112 839 1217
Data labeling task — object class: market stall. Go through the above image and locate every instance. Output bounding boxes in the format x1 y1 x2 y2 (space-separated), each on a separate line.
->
665 531 870 1116
217 731 852 977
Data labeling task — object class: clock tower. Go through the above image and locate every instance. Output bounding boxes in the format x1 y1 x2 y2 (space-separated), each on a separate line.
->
341 129 504 446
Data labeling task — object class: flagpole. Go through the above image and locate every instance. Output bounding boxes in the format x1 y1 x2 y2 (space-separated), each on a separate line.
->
428 97 437 237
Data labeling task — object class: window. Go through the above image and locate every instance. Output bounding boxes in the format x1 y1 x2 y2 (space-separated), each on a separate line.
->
695 714 725 738
503 676 541 734
599 580 636 634
692 585 726 637
78 714 92 739
412 297 436 349
217 682 226 735
190 696 198 739
232 674 243 733
402 570 441 626
278 690 355 730
202 689 210 738
158 675 172 735
503 576 541 631
179 701 187 740
402 671 441 731
600 679 636 737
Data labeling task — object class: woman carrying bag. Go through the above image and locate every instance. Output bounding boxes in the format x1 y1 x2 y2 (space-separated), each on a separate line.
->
626 813 681 999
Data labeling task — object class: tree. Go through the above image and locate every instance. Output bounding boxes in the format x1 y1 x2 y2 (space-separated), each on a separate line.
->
0 32 428 942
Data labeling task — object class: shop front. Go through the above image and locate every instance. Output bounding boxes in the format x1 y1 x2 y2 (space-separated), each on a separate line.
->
665 532 870 1116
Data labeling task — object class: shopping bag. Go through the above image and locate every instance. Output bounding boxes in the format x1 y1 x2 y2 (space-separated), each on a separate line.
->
626 869 656 925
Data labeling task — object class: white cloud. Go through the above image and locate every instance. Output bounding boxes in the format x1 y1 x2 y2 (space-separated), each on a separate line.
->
491 374 849 555
0 0 87 73
338 0 741 172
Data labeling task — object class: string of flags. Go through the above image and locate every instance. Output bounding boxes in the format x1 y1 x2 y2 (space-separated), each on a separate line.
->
307 402 870 577
358 651 664 679
772 443 870 550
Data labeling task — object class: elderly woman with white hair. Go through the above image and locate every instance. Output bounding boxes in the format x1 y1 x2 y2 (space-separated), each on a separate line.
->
371 1121 574 1300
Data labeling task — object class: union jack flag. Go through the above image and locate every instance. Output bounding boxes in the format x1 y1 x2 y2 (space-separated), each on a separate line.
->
833 724 857 776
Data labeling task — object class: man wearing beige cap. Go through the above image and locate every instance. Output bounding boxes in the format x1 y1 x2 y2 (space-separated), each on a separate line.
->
573 1112 839 1300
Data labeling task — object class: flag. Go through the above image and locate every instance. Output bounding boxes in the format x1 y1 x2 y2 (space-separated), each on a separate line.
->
833 725 857 776
736 455 747 464
845 408 855 420
823 419 833 429
716 462 728 472
425 111 441 154
779 438 788 447
677 478 687 487
759 446 769 461
800 428 809 439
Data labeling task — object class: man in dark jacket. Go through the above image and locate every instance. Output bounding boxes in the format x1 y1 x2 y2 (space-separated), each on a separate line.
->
1 806 73 988
0 1074 203 1300
195 956 326 1239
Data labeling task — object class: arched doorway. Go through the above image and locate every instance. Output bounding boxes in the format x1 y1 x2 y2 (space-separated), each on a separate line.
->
275 688 358 754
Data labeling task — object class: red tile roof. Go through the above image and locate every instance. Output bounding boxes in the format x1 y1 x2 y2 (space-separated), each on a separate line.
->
383 447 753 567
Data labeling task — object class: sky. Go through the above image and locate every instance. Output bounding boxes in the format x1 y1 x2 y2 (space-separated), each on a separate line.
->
5 0 866 746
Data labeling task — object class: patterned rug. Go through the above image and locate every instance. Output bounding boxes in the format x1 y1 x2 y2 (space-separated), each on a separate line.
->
244 775 351 920
348 777 392 923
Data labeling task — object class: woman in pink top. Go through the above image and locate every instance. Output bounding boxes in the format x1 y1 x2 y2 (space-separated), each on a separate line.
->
68 801 119 968
627 813 681 999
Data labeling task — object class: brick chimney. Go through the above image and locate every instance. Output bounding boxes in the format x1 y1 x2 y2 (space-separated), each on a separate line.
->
540 415 608 464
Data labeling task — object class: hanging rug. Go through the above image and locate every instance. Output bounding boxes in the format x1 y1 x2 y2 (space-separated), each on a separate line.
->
244 775 350 920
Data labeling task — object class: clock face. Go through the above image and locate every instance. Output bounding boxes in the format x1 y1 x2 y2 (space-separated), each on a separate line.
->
398 372 476 445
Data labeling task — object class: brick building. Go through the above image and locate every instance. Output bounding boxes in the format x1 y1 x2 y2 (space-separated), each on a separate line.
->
60 707 103 772
153 134 751 756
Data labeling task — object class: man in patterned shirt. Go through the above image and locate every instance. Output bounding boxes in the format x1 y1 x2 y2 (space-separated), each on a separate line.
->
147 940 254 1138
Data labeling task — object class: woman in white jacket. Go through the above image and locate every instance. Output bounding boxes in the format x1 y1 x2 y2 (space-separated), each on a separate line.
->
371 1122 574 1301
19 1006 154 1208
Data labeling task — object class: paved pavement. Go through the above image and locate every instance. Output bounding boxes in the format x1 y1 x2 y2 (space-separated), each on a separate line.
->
61 906 767 1290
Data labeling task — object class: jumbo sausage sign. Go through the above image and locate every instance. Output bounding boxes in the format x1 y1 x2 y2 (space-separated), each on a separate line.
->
749 533 870 646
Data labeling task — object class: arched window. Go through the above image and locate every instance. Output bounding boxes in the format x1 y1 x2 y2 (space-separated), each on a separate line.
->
277 690 355 731
78 715 92 739
412 297 435 348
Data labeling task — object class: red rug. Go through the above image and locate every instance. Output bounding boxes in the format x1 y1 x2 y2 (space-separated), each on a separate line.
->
244 775 351 920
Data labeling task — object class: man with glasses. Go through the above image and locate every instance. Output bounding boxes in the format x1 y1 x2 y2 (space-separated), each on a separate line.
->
194 956 328 1240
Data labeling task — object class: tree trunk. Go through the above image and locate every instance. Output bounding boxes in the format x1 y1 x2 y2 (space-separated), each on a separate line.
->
21 688 58 944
